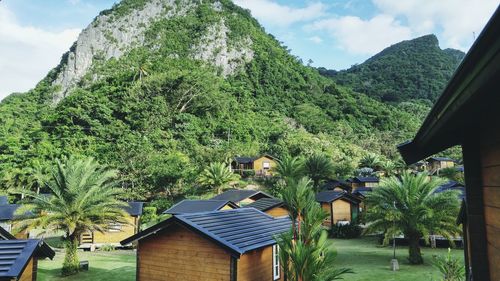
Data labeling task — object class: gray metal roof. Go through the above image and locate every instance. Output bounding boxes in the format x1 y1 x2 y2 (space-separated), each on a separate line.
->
351 176 379 183
243 198 284 212
316 191 362 204
124 202 144 216
0 197 8 206
163 200 238 215
210 190 272 203
0 239 54 280
121 208 291 256
233 157 255 164
0 205 20 221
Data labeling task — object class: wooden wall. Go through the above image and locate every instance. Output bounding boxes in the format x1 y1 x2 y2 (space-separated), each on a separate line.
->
221 204 237 210
321 203 332 226
253 156 277 176
92 215 138 244
18 257 35 281
137 223 231 281
332 200 351 223
237 246 284 281
265 207 288 217
479 130 500 281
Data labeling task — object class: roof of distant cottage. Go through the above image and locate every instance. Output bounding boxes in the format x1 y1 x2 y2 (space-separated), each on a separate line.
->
163 200 238 215
211 190 272 203
243 198 284 212
316 191 362 204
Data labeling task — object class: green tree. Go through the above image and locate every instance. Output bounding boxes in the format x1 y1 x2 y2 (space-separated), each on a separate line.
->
359 153 383 170
197 162 239 194
14 157 127 276
304 154 334 192
439 167 464 185
365 172 461 264
275 156 304 183
277 178 352 281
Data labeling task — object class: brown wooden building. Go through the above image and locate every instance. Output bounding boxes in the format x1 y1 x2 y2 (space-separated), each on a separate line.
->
398 7 500 280
244 198 288 217
231 155 278 177
347 177 379 190
121 208 290 281
315 191 362 227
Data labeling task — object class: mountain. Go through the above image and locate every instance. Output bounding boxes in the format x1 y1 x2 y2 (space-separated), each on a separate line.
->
0 0 428 200
318 35 465 103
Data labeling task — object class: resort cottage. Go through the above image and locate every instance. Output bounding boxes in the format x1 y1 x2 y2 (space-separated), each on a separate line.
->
398 7 500 280
80 201 143 247
244 198 288 217
426 157 456 174
211 190 273 206
231 155 278 177
316 191 361 227
348 177 379 190
163 200 238 215
121 208 289 281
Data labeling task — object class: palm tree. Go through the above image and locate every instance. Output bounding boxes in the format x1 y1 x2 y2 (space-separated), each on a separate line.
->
14 157 127 276
277 178 352 281
364 172 461 264
380 160 397 177
359 153 383 170
275 156 304 183
304 154 334 192
198 162 239 194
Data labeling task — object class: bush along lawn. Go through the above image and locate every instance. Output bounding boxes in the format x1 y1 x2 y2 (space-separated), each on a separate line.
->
331 236 465 281
38 250 136 281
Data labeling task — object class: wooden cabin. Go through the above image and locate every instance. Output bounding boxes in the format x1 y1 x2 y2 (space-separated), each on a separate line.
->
211 190 273 206
348 176 379 190
0 237 55 281
0 197 30 239
121 208 290 281
244 198 288 217
163 200 238 215
315 191 362 227
231 155 278 177
80 202 143 247
398 7 500 280
427 157 456 174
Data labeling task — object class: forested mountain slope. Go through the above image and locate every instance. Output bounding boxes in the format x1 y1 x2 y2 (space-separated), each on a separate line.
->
0 0 430 199
318 35 465 103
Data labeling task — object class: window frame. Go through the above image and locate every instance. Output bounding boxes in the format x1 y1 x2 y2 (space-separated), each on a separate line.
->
272 244 280 280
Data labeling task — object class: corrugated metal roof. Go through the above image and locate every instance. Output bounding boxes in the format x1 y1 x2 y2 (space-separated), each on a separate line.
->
352 176 379 183
124 202 144 216
0 197 8 206
0 205 20 221
0 239 54 279
210 190 272 203
233 157 255 164
163 200 238 214
121 208 291 256
316 191 362 204
243 198 284 212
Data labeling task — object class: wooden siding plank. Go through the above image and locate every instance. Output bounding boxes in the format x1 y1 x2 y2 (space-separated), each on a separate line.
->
482 165 500 187
484 187 500 208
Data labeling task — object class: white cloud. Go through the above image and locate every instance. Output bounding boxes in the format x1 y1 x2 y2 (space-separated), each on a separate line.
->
308 36 323 44
308 15 412 55
233 0 326 26
373 0 499 50
0 5 80 100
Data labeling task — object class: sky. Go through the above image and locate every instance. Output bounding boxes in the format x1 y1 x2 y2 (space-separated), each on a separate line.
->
0 0 498 100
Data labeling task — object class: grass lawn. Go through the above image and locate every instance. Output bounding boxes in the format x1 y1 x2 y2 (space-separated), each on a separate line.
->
331 236 464 281
38 250 136 281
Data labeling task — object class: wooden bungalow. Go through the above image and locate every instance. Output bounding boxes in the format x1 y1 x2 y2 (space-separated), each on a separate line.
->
347 176 379 190
244 198 288 217
427 157 456 174
163 200 239 215
231 155 278 177
211 190 273 206
315 191 362 227
0 240 55 281
0 197 30 239
121 208 290 281
80 201 143 247
398 7 500 280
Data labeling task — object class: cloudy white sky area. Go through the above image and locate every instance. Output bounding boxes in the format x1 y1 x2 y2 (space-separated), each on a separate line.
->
0 0 498 100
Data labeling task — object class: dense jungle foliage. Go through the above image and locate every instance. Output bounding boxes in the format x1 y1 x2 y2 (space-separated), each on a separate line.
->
0 0 458 203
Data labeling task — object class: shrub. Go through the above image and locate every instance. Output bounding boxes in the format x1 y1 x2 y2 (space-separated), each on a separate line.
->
242 170 255 178
100 244 115 252
433 248 465 281
140 206 158 226
330 223 362 239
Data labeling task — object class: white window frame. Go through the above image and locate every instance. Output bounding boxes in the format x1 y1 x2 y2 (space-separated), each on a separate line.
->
273 244 280 280
107 222 122 232
263 162 271 169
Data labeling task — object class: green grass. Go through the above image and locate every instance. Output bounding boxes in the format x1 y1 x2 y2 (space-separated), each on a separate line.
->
37 237 463 280
331 236 464 281
38 250 136 281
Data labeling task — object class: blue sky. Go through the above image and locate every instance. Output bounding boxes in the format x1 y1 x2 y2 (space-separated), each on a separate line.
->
0 0 498 99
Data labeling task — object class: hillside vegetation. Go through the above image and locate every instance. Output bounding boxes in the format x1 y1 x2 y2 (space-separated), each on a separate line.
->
0 0 436 201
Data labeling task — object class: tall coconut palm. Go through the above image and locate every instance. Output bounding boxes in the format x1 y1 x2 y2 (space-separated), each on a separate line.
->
14 157 127 276
304 154 334 192
277 178 352 281
275 156 304 183
198 162 239 194
364 172 461 264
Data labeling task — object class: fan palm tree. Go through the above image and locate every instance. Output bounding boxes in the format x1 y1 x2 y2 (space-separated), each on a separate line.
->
304 154 334 192
13 157 127 276
359 153 383 170
275 156 304 183
198 162 239 194
364 172 461 264
277 178 352 281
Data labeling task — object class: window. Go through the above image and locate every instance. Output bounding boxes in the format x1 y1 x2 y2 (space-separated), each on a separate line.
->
107 222 122 232
273 245 280 280
263 162 270 169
